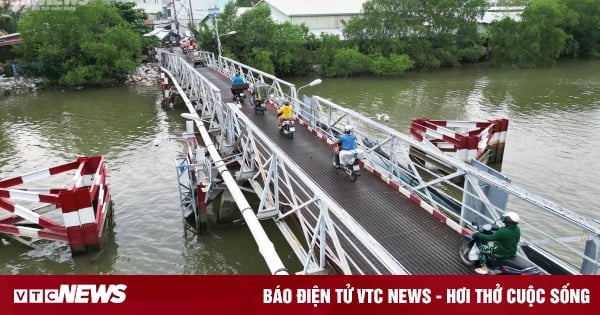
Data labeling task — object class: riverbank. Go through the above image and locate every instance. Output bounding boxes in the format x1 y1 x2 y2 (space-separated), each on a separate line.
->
0 64 161 98
0 76 47 96
124 64 161 86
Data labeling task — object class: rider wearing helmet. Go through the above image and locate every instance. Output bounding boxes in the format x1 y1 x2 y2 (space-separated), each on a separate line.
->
334 125 358 168
474 211 521 275
277 100 294 128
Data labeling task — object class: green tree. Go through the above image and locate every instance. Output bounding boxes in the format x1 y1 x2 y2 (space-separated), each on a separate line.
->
331 47 371 77
236 0 257 7
113 2 149 30
247 47 275 74
0 4 24 34
490 0 574 68
488 18 530 68
228 4 275 61
113 2 157 48
522 0 574 65
314 34 344 76
194 1 240 57
217 3 311 76
343 0 486 70
343 0 413 56
370 53 414 76
562 0 600 58
15 1 141 87
270 22 311 76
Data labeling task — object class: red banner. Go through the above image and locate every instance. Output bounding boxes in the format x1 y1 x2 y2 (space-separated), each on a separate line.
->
0 275 596 315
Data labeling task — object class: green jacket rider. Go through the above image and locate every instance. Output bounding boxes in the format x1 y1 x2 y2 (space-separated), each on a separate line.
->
474 211 520 275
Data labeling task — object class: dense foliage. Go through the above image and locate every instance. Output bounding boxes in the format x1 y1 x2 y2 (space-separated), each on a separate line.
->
200 0 486 76
14 1 147 87
200 0 600 76
6 0 600 85
488 0 600 68
344 0 487 70
0 4 24 34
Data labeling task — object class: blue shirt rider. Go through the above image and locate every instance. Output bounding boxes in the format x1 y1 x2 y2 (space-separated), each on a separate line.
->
334 125 357 167
231 73 245 99
232 73 244 84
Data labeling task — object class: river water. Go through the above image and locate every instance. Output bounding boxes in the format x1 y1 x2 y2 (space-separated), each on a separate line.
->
1 60 599 274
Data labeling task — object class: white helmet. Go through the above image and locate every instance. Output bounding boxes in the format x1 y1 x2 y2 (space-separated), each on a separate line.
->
344 125 353 133
502 211 520 224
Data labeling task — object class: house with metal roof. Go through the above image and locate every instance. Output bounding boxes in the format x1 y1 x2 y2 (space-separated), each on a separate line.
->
257 1 525 38
256 0 366 38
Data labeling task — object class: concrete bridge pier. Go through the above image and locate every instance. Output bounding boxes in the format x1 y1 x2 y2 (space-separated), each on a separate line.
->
216 190 238 228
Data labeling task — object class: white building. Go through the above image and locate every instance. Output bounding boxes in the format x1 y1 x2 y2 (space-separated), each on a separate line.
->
141 0 524 39
256 0 365 38
122 0 229 36
122 0 164 16
257 1 525 38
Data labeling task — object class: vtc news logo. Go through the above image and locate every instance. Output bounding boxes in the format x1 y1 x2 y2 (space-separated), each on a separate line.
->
13 284 127 304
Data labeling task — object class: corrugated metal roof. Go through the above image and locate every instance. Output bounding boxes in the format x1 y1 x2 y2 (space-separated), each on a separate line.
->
479 11 522 24
263 0 365 15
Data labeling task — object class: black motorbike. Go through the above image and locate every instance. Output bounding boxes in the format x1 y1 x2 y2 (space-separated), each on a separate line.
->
231 83 250 104
251 97 266 115
251 83 270 115
457 223 544 275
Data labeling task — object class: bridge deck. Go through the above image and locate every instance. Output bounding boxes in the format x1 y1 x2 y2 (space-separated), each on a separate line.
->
197 67 473 274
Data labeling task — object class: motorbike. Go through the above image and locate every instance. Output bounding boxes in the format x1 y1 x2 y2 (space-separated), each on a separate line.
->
333 146 365 182
457 223 543 275
231 83 250 104
251 97 266 115
234 91 245 104
279 119 295 139
251 83 270 115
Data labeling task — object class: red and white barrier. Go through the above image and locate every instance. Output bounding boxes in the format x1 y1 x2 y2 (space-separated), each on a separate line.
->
409 118 509 164
0 156 112 255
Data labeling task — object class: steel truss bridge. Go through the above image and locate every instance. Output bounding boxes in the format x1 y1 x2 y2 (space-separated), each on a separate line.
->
160 50 600 275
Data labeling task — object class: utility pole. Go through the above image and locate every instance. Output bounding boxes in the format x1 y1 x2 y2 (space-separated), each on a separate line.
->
188 0 195 32
172 1 179 35
209 6 221 57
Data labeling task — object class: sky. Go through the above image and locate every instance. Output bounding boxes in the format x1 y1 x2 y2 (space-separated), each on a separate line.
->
171 0 231 22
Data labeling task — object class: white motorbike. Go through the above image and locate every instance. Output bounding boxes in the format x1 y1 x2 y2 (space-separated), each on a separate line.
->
333 146 365 181
279 119 295 139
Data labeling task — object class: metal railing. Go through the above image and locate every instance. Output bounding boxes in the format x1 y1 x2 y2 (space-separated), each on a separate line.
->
297 94 600 274
162 51 600 274
161 52 409 274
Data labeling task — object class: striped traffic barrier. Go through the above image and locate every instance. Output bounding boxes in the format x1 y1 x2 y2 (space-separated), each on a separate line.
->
409 118 508 164
0 156 112 255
